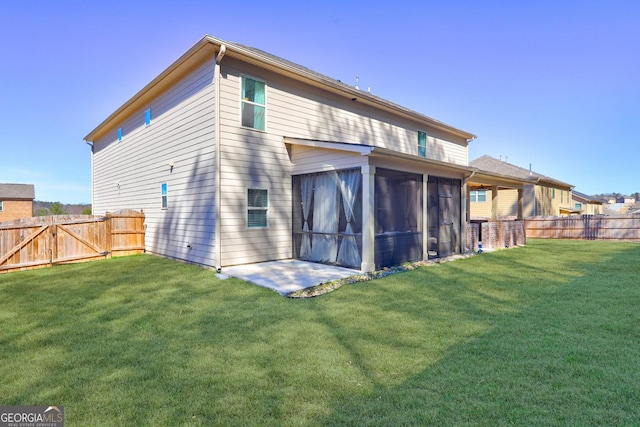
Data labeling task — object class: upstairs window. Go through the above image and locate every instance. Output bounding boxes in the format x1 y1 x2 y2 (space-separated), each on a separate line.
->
418 130 427 157
247 188 268 228
0 201 3 211
161 183 168 209
575 203 582 210
241 76 266 131
470 190 487 202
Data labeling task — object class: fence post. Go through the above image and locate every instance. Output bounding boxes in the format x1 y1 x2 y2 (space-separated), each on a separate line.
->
105 212 112 258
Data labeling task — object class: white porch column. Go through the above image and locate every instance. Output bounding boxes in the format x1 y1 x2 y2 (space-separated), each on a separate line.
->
361 165 376 272
491 186 499 221
422 174 429 261
462 181 468 252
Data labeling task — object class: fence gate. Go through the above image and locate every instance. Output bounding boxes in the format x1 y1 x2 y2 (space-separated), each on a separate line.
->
0 210 145 274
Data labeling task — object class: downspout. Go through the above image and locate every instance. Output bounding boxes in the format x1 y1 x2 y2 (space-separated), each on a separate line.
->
214 44 226 273
85 140 94 214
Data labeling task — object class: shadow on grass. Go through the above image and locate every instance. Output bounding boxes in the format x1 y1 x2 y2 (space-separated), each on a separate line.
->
1 241 638 425
313 241 640 426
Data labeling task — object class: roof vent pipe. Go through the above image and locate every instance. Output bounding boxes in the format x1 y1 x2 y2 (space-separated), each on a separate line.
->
529 163 532 176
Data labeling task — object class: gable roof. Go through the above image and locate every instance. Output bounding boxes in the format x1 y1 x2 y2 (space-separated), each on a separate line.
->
0 183 35 200
470 155 573 190
572 190 603 204
85 35 476 143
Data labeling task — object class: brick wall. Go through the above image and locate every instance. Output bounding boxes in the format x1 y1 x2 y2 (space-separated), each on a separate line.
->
0 200 34 222
479 220 526 250
466 222 479 252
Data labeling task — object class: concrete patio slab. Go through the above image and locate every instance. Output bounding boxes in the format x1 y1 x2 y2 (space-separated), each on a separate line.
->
222 259 360 295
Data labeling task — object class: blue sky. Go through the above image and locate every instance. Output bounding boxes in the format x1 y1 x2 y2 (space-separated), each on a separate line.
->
1 0 639 203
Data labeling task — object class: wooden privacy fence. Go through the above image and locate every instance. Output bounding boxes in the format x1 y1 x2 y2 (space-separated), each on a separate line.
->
525 216 640 242
0 210 145 273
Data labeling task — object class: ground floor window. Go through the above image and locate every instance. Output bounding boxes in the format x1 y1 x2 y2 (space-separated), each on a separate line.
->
248 188 268 228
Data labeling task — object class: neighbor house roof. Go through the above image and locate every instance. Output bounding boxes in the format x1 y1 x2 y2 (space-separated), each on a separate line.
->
470 155 573 190
0 183 35 200
572 190 603 204
85 35 476 143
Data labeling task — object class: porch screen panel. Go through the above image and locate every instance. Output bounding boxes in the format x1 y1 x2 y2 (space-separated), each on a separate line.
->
299 175 314 259
311 172 339 263
337 169 362 267
293 169 363 268
374 168 423 268
428 176 462 258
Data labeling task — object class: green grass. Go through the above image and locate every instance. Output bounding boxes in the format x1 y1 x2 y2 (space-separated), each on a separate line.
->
1 239 639 426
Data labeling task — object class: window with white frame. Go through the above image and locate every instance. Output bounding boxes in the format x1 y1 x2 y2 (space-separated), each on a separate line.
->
247 188 268 228
161 183 168 209
241 76 266 131
470 190 487 202
418 130 427 157
575 203 582 210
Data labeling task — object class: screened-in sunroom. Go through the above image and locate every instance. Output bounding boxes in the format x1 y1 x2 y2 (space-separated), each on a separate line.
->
291 162 467 271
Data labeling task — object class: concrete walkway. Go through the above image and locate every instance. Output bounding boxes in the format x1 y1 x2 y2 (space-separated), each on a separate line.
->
221 259 360 295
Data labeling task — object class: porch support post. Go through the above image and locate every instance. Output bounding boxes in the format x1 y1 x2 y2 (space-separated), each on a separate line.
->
491 186 499 221
422 173 429 261
361 165 376 273
517 188 524 220
462 180 468 253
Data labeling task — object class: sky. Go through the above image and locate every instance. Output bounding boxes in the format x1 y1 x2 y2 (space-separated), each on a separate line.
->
1 0 639 203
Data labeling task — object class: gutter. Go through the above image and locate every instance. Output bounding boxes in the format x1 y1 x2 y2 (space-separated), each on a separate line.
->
214 45 226 273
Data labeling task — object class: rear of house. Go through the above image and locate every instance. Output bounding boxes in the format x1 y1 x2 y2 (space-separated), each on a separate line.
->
0 183 35 222
85 36 477 272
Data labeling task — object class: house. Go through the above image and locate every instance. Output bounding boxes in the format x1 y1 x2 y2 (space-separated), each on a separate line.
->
572 191 604 215
0 183 35 222
616 195 636 204
468 155 575 219
84 35 478 273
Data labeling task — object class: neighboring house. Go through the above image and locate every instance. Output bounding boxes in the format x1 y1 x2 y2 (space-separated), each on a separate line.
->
627 202 640 215
84 35 478 272
0 183 35 222
616 196 636 204
572 191 604 215
468 155 575 219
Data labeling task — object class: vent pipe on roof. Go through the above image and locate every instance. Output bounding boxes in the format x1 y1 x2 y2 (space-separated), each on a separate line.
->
529 163 532 176
355 75 359 90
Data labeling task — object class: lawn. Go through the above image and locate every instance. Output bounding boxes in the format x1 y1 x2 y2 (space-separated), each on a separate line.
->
1 239 639 426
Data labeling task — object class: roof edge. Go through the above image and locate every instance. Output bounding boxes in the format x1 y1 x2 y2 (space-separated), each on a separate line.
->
85 35 475 143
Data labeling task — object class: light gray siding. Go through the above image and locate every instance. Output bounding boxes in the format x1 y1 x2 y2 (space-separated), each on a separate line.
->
221 58 468 166
92 58 218 267
217 63 293 266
